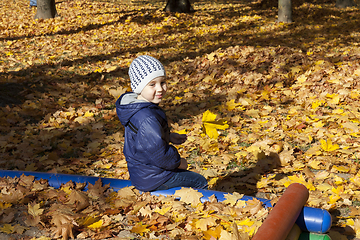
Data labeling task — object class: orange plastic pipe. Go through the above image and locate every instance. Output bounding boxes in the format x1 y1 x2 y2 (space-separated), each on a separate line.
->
252 183 309 240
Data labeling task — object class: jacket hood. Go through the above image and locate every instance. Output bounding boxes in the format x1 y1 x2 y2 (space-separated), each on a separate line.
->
116 92 154 126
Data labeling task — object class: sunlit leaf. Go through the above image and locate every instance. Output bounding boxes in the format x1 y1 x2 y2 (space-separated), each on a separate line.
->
320 139 339 152
88 219 103 229
202 110 229 139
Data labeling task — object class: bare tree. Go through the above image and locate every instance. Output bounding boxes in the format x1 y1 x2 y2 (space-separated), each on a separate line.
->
164 0 194 13
336 0 355 8
277 0 292 23
34 0 58 19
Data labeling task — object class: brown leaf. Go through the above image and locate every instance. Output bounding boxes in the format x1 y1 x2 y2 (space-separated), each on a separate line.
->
0 209 15 223
75 182 87 190
303 166 315 178
241 199 263 215
28 202 44 217
103 208 121 215
19 174 34 187
61 180 75 189
87 179 110 199
52 223 75 240
93 230 113 240
1 189 24 203
24 215 40 227
40 188 62 200
50 210 75 227
31 180 48 192
114 198 134 208
67 190 90 212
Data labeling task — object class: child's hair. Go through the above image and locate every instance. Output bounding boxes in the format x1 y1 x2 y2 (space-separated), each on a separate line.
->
129 55 166 94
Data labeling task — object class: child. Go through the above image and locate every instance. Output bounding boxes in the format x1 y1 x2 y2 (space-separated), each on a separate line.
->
116 55 208 192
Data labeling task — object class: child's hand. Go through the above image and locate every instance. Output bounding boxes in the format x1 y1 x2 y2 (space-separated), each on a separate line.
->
170 132 187 145
178 158 188 170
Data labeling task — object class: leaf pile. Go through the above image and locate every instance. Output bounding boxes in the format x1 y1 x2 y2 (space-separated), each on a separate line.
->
0 174 268 239
1 0 360 239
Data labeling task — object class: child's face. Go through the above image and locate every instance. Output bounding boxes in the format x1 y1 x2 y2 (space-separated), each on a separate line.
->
137 76 167 104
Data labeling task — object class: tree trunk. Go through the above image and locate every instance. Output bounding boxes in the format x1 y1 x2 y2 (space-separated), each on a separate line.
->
277 0 292 23
336 0 355 8
34 0 58 19
164 0 194 13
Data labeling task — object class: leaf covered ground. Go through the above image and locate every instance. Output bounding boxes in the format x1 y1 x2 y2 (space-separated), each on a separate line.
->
1 0 360 239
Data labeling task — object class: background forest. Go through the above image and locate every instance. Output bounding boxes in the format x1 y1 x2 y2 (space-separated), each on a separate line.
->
1 0 360 239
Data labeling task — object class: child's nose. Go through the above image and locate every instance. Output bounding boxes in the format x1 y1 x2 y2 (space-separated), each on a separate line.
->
156 84 164 91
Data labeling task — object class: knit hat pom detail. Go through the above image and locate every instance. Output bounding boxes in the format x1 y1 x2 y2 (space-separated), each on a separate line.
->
129 55 166 94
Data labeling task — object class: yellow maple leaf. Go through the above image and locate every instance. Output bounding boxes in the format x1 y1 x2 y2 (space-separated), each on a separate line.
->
320 139 339 152
316 183 332 192
315 60 325 65
347 219 355 226
332 165 350 173
207 52 216 61
203 225 222 240
219 229 238 240
308 160 323 169
154 206 172 215
174 129 187 134
88 219 103 229
256 174 276 189
0 224 14 234
0 202 12 209
131 222 150 235
334 175 346 185
328 194 341 204
226 99 241 111
60 186 72 195
195 217 217 231
208 177 219 186
200 138 220 153
223 192 244 206
333 108 344 114
236 200 247 208
174 188 203 206
286 175 315 190
313 121 324 128
326 93 340 104
350 173 360 187
28 203 44 217
246 145 260 155
202 110 229 139
296 74 307 83
238 218 254 227
78 215 100 227
331 186 344 195
291 66 301 74
311 100 325 109
84 111 94 118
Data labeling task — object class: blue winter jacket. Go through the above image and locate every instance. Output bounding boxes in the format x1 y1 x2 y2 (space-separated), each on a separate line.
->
116 92 181 191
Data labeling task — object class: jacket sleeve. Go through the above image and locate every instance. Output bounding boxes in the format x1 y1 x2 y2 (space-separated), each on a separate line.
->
136 115 181 170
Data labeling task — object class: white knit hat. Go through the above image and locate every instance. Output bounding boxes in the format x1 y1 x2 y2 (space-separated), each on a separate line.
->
128 55 166 94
